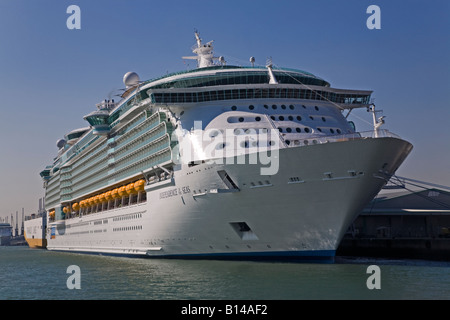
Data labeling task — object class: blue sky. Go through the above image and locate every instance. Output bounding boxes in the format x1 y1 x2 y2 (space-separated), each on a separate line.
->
0 0 449 221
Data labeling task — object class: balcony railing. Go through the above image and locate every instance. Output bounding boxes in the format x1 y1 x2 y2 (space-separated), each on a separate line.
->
285 129 401 148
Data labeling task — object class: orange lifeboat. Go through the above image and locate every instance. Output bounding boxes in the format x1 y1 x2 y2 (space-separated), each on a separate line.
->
126 183 136 195
72 203 80 211
118 186 126 197
134 179 145 192
111 188 119 199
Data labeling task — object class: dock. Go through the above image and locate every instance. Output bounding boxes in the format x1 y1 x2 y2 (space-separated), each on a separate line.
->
337 186 450 261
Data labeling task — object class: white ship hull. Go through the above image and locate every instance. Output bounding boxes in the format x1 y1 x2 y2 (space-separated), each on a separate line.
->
24 215 47 248
46 137 412 262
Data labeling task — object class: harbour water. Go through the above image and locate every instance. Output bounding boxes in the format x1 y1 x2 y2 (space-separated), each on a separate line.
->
0 246 448 301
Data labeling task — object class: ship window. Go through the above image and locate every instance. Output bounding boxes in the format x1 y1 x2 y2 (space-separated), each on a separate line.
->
270 116 275 120
279 116 284 121
289 105 295 110
297 116 302 121
264 105 269 109
288 116 293 121
315 106 319 111
231 106 237 110
302 105 307 109
281 105 286 109
249 105 254 110
304 127 310 133
309 116 314 120
322 117 326 122
286 127 292 133
209 130 220 138
255 116 261 122
272 105 277 109
296 128 301 133
285 140 290 145
337 129 341 134
317 128 322 132
330 129 335 134
238 117 244 122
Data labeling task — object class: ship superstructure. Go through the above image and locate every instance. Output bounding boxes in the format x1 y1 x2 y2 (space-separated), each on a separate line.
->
39 32 412 261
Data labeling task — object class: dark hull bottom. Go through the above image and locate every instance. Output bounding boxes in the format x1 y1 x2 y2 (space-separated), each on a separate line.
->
49 249 336 263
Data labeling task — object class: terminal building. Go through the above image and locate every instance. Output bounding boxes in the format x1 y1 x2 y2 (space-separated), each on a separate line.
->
338 187 450 260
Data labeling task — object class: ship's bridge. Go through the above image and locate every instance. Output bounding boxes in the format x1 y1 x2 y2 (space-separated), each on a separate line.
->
142 65 330 90
139 66 370 109
83 100 116 135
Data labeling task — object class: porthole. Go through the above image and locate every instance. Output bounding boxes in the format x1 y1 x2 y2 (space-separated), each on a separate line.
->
270 115 275 120
337 129 341 134
255 116 261 122
279 116 285 121
264 105 269 109
209 130 219 138
288 116 293 121
302 105 307 109
289 105 295 110
231 106 237 110
330 129 335 134
281 105 286 109
249 105 254 110
238 117 244 122
269 140 275 146
272 105 277 109
309 116 314 120
286 128 292 133
322 117 326 122
234 128 241 135
285 140 291 145
304 127 310 133
296 116 302 121
317 128 322 132
315 106 319 111
296 128 301 133
278 128 283 132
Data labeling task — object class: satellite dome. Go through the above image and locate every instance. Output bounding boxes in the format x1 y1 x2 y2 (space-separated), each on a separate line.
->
123 71 140 88
56 139 66 149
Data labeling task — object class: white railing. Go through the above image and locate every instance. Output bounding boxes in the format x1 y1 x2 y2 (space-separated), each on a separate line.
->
286 129 401 148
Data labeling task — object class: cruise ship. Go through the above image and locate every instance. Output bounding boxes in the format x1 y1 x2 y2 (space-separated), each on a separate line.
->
39 32 412 262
